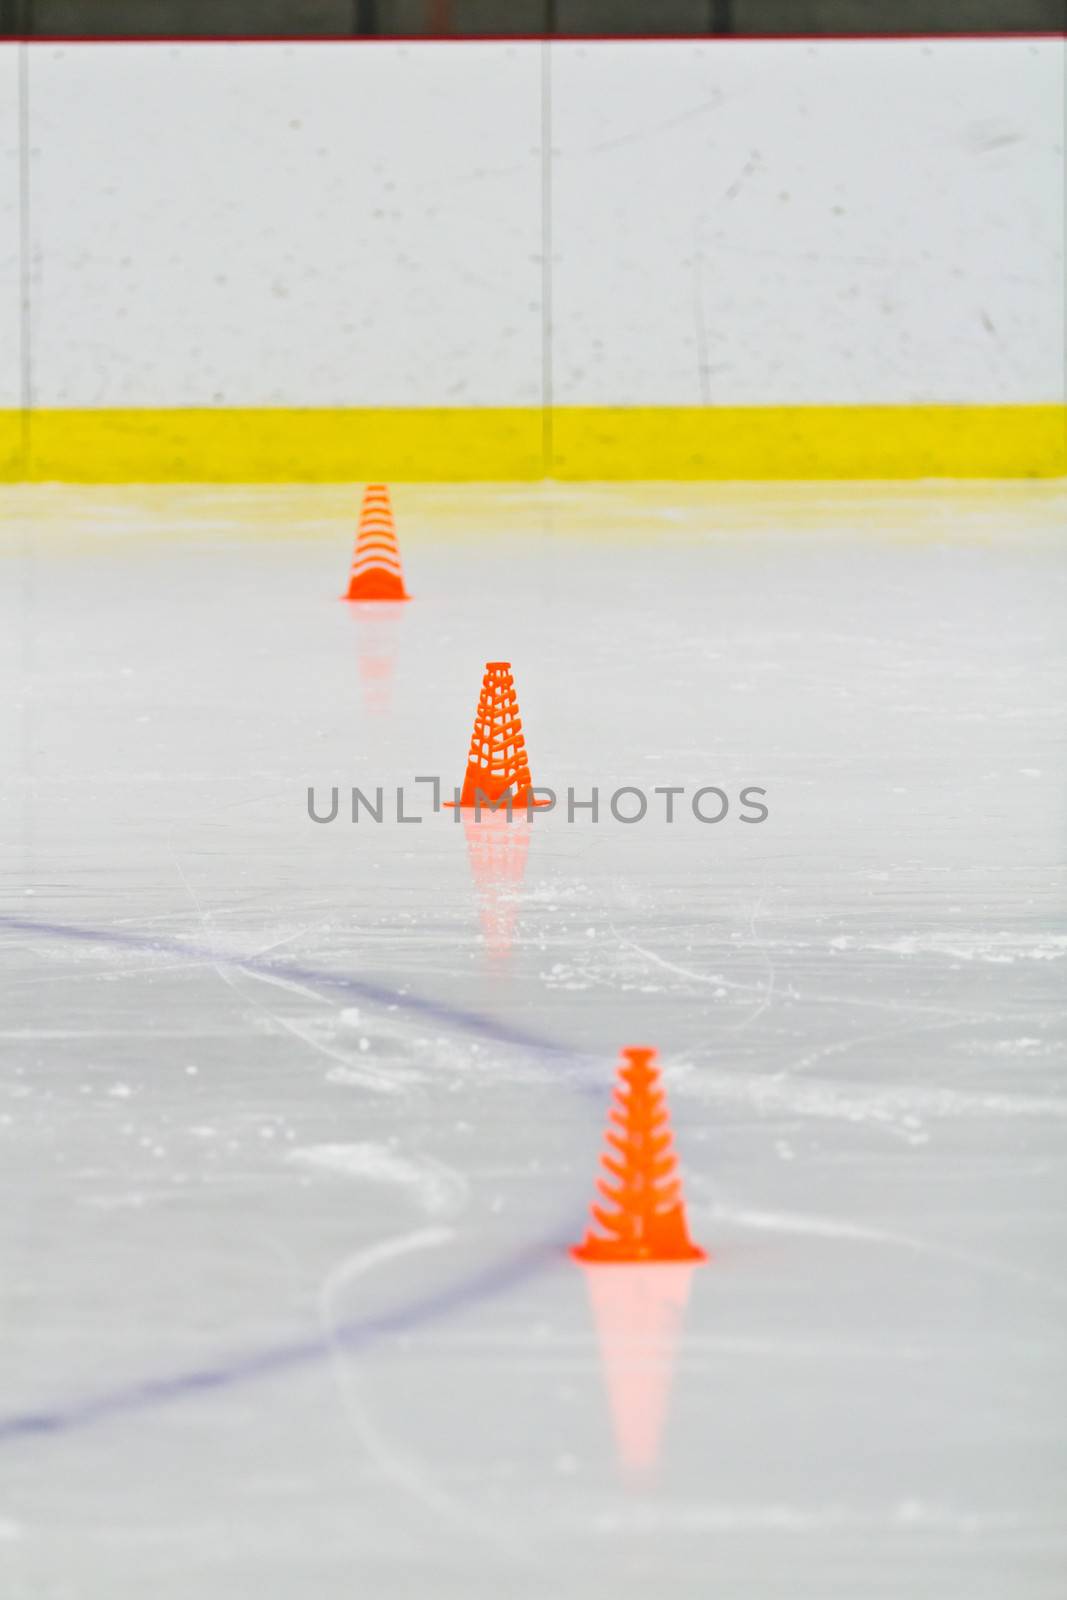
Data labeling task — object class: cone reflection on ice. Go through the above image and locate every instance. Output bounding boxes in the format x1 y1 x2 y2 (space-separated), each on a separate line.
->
572 1046 706 1264
353 606 404 716
343 484 411 601
448 662 549 811
463 810 531 963
358 649 393 715
580 1262 697 1480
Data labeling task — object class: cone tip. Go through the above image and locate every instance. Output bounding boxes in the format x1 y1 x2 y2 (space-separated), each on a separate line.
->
621 1045 658 1068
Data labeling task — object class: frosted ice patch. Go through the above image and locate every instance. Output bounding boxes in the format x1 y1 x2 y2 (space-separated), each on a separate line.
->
586 1500 1037 1535
965 1036 1050 1057
0 1518 22 1541
520 882 589 905
286 1143 465 1216
674 1065 1067 1129
826 932 1067 963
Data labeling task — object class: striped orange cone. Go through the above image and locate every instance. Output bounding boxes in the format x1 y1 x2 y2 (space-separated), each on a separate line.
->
342 484 411 602
572 1047 706 1264
446 662 550 812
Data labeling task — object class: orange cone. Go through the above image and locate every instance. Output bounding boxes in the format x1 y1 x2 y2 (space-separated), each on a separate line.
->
572 1047 706 1264
342 484 411 601
447 662 550 811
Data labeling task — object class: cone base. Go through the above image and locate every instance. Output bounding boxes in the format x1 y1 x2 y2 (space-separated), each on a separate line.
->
444 797 552 811
570 1241 708 1266
342 575 411 602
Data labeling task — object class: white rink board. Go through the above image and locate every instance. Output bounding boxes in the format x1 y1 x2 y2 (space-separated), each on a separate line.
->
551 39 1066 407
0 39 1062 410
0 47 20 411
25 43 543 408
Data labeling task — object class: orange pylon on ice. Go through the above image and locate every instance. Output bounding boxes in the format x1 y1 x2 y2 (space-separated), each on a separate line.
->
572 1047 707 1264
342 484 411 601
448 662 550 811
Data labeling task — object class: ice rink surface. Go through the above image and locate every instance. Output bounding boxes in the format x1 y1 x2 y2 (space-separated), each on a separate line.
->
1 481 1065 1599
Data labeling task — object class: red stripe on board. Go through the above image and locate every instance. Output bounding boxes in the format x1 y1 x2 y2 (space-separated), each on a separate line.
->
2 33 1063 45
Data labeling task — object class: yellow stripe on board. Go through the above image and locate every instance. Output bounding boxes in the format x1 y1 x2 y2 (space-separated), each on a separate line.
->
1 409 544 484
552 405 1067 481
0 405 1063 482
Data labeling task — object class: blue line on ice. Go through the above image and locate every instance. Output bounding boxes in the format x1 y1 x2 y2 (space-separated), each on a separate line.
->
0 913 589 1448
0 914 577 1059
0 1239 568 1445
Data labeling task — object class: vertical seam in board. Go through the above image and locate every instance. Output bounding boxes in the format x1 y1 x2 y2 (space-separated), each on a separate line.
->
540 39 553 480
16 38 31 476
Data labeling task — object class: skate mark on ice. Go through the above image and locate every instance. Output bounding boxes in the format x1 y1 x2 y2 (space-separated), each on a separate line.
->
288 1143 468 1218
612 929 1014 1027
770 1010 997 1095
319 1227 534 1559
574 1499 1055 1536
675 1060 1067 1133
0 914 578 1062
705 1201 1067 1301
611 923 774 1032
0 1231 573 1449
167 846 414 1094
0 912 587 1448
